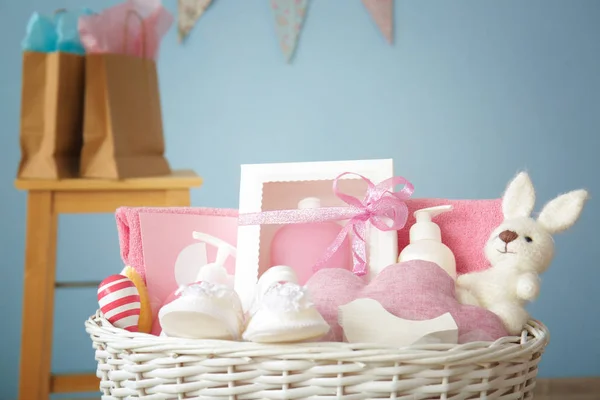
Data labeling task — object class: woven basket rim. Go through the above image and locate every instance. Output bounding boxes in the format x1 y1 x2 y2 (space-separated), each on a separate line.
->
86 310 549 364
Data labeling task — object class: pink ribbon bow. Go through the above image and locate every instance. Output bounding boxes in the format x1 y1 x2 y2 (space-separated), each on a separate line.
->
238 172 414 276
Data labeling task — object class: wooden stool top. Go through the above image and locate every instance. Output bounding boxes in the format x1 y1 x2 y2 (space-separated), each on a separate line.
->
15 170 203 192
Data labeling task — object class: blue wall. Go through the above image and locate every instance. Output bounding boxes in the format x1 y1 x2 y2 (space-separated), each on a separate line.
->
1 0 599 398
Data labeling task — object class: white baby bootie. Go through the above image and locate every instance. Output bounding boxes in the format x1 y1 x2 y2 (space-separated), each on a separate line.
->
158 230 243 340
159 281 244 340
243 265 330 343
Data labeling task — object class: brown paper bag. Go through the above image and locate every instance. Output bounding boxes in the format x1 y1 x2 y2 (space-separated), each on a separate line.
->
79 53 171 179
18 51 85 179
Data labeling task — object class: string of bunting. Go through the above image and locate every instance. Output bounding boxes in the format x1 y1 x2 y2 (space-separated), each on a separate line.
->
177 0 394 62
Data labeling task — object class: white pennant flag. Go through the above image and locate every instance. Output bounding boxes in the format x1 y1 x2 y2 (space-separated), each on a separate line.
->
178 0 212 43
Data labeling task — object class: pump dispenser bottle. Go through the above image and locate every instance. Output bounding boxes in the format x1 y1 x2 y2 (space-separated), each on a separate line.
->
398 205 456 280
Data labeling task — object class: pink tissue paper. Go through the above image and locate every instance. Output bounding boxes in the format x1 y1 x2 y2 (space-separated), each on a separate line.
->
78 0 172 60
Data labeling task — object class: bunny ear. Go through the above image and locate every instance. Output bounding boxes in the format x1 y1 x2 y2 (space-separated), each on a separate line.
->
537 189 589 234
502 171 536 219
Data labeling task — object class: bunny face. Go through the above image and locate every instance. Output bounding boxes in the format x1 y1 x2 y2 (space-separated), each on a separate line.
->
485 217 555 274
484 172 589 274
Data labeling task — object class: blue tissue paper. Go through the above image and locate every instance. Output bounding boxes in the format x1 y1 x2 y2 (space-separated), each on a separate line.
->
56 8 94 55
21 12 57 53
21 9 94 55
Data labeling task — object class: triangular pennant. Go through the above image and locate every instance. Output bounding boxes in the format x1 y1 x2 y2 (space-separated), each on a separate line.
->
362 0 394 44
271 0 309 63
178 0 212 43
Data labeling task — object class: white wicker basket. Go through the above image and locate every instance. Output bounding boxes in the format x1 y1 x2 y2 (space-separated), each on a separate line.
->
86 310 549 399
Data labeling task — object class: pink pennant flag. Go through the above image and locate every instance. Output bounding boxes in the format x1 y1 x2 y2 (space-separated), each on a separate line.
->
271 0 309 63
178 0 212 43
362 0 394 44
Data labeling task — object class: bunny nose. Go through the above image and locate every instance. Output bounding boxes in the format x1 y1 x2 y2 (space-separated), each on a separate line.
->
499 230 519 243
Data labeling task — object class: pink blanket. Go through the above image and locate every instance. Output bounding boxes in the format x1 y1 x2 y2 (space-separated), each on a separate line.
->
116 198 502 282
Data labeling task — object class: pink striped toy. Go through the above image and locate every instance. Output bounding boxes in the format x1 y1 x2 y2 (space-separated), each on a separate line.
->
97 274 141 332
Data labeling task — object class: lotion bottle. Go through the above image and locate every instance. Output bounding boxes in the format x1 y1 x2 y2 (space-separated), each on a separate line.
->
398 205 456 280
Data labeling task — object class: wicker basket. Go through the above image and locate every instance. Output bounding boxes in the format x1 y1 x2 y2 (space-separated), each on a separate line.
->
86 310 549 399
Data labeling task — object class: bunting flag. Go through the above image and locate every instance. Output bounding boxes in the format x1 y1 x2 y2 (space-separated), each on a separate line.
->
271 0 309 63
178 0 212 43
362 0 394 44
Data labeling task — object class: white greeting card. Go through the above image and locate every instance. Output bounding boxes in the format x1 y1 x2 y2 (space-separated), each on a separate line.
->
234 159 402 309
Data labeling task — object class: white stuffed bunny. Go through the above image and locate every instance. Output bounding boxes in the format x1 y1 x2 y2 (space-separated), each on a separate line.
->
456 171 589 335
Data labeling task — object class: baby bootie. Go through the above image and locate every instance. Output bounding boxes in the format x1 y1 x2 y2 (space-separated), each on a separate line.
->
243 266 330 343
158 281 244 340
158 230 242 340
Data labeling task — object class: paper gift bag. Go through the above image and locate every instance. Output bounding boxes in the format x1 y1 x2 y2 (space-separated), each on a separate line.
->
18 9 91 179
79 54 169 179
78 2 172 179
18 52 85 179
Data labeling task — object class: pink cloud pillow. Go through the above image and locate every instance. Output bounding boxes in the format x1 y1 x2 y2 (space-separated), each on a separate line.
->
306 260 508 343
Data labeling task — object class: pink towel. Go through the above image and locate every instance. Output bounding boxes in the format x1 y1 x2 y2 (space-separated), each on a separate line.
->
401 199 502 274
116 198 502 282
115 207 238 282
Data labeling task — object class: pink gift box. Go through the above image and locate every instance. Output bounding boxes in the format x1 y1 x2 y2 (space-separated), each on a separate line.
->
116 207 238 315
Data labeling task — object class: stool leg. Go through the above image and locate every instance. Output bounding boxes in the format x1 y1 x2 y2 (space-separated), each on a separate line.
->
19 191 57 400
40 200 58 399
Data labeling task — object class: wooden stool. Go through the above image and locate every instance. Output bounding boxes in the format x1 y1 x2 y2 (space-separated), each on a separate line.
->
15 170 203 400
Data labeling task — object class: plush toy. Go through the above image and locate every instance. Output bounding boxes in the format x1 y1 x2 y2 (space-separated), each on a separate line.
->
456 171 589 334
